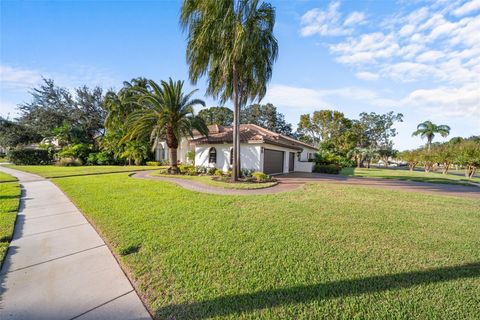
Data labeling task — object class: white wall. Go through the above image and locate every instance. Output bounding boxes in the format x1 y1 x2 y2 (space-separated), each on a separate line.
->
298 147 317 162
294 161 314 172
155 138 194 164
195 144 261 172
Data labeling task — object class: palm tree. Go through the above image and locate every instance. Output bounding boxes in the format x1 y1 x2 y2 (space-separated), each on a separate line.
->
123 78 208 173
412 120 450 150
180 0 278 180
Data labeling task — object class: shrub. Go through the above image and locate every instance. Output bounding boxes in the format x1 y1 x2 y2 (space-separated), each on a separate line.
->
8 148 53 165
58 143 94 163
146 161 161 166
240 168 255 178
58 157 82 166
214 169 224 176
96 151 115 165
252 171 269 182
313 164 341 174
195 166 208 175
207 167 217 175
86 153 98 165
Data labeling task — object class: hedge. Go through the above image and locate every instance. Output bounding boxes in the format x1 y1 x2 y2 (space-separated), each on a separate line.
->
313 164 341 174
8 149 53 165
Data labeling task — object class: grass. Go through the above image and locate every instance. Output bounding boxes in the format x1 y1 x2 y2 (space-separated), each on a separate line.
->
3 164 166 178
0 171 17 183
341 167 480 185
49 172 480 319
150 172 278 189
0 173 20 265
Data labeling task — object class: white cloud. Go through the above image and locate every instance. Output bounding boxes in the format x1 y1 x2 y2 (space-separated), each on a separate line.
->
453 0 480 17
264 84 329 109
404 84 480 119
344 11 366 26
266 83 480 122
355 71 379 80
318 2 480 86
0 65 42 88
300 1 366 37
0 63 119 91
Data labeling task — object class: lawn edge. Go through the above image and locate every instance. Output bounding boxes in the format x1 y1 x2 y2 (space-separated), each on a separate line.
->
0 180 21 270
50 178 156 319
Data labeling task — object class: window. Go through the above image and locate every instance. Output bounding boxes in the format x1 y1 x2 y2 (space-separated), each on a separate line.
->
209 147 217 164
230 148 233 165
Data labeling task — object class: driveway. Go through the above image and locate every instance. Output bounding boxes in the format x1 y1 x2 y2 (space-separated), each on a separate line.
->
0 166 151 320
276 172 480 198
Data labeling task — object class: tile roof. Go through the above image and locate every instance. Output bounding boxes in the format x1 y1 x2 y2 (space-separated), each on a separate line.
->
190 124 318 151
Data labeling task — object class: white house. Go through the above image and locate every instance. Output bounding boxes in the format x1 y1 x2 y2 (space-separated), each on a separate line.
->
155 124 317 175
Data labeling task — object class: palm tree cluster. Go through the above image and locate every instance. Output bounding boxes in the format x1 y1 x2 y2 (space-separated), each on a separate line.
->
103 78 208 172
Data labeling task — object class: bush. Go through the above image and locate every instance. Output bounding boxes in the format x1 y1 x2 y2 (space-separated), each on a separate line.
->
8 148 53 165
58 143 94 163
146 161 161 166
195 166 208 175
207 167 217 175
241 168 255 178
86 153 98 165
313 164 341 174
58 157 82 166
214 169 224 176
252 171 269 182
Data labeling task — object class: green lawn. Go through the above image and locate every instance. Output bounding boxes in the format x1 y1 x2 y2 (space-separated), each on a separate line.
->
0 174 20 265
341 167 480 185
0 171 17 183
150 172 278 189
3 165 165 178
49 172 480 319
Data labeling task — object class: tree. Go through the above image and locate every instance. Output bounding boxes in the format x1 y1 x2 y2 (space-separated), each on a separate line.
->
17 78 106 146
412 120 450 150
198 106 233 126
241 103 292 136
123 78 208 173
398 149 420 171
0 117 41 148
103 78 152 164
455 140 480 179
432 144 455 174
180 0 278 180
356 111 403 149
297 110 353 150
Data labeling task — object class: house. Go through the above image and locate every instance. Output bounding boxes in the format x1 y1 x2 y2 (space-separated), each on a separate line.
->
155 124 317 175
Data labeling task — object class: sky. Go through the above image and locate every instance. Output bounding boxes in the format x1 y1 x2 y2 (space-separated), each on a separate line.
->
1 0 479 150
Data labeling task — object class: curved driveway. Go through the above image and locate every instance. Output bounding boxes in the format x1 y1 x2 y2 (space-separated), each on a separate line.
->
134 171 480 198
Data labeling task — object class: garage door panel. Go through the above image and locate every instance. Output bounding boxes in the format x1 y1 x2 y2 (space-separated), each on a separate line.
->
264 149 284 175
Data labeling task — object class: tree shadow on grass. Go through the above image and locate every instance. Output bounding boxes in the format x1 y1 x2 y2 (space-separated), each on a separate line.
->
156 262 480 319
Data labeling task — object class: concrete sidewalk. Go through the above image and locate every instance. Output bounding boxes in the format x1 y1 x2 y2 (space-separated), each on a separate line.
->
0 166 151 320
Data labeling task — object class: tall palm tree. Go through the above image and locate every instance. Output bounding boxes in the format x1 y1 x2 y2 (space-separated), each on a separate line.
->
180 0 278 180
412 120 450 150
123 78 208 173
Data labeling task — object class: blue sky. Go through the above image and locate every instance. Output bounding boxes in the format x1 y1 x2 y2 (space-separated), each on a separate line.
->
1 0 479 150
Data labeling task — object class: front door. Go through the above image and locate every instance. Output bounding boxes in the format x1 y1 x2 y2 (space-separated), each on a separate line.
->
289 152 295 172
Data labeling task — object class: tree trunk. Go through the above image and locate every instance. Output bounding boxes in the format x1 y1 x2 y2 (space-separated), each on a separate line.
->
356 156 362 168
232 67 241 181
166 125 179 174
442 163 450 175
168 148 178 174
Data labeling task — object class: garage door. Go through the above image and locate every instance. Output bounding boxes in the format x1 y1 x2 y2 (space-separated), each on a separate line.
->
264 149 284 175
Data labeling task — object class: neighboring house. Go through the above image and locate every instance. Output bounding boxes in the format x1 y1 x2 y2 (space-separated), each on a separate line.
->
155 124 317 175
